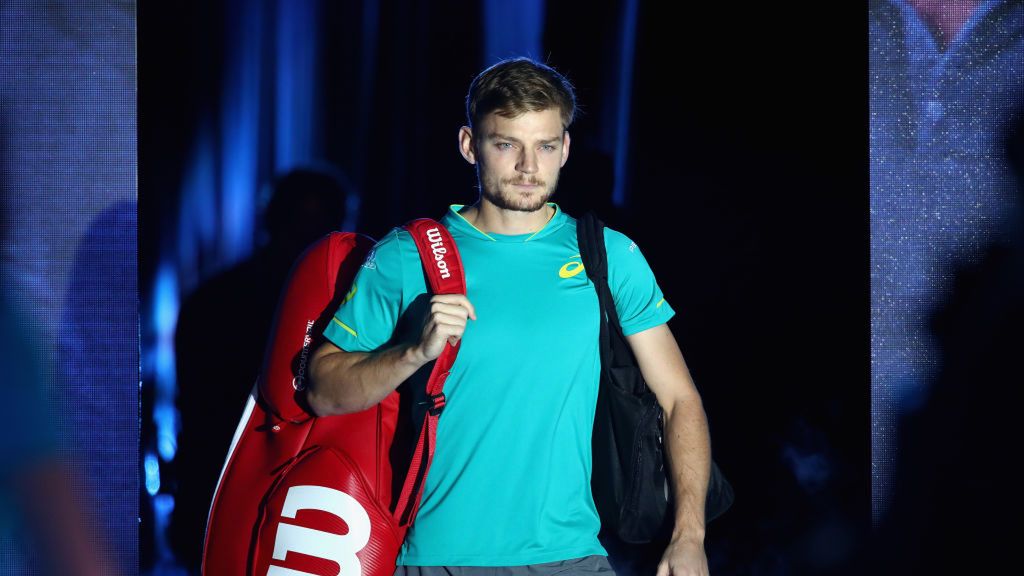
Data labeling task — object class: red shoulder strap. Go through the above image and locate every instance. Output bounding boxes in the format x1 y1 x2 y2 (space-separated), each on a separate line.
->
393 218 465 526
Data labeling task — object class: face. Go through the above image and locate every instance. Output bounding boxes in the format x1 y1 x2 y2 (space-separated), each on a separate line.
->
459 107 571 213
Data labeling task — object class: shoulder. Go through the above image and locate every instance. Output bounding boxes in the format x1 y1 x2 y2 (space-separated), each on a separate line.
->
602 226 638 254
562 212 635 252
373 226 412 248
602 227 648 268
603 226 659 281
366 226 418 259
355 227 424 281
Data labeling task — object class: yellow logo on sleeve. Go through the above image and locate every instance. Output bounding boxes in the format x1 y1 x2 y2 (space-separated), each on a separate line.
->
343 284 357 304
559 254 585 279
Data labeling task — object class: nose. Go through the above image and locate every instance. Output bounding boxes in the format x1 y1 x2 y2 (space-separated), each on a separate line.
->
516 148 538 175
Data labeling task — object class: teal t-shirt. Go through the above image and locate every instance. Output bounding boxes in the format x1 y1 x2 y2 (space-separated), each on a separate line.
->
323 203 675 566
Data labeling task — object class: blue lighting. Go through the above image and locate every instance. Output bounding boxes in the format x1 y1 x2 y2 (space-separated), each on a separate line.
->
153 265 178 344
612 0 638 207
483 0 544 66
153 493 175 521
145 452 161 496
177 122 217 290
151 264 180 462
220 0 263 265
275 0 318 171
154 403 179 462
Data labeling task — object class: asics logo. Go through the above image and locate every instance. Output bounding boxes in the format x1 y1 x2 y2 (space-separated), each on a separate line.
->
361 248 377 269
559 254 585 279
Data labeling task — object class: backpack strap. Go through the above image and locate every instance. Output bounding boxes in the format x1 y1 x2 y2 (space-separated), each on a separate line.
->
394 218 466 526
577 212 612 376
579 212 735 531
578 212 641 391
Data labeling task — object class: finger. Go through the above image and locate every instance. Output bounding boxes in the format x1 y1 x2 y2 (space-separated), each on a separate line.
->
429 321 466 343
430 312 470 328
438 322 465 346
655 560 670 576
432 294 477 320
430 302 470 320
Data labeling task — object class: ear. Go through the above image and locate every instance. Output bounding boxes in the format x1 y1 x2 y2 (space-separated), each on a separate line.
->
458 126 476 165
560 130 571 168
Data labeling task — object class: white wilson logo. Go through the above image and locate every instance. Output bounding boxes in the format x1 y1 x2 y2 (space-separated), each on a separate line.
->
426 227 451 279
266 485 372 576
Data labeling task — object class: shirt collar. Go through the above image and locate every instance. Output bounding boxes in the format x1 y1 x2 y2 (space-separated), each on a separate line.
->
440 203 566 243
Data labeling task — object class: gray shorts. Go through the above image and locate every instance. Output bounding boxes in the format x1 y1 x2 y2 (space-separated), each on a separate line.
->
394 555 616 576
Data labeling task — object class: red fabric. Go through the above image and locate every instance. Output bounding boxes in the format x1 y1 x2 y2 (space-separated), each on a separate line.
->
203 222 465 576
250 446 403 576
202 231 379 575
393 219 463 526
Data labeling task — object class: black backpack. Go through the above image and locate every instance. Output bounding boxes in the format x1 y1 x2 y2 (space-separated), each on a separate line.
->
578 211 734 544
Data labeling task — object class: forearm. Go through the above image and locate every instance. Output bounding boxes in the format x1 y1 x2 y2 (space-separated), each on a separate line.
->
307 342 427 416
664 395 711 541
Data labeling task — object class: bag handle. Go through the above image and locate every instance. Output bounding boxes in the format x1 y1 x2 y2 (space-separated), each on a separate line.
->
393 218 466 526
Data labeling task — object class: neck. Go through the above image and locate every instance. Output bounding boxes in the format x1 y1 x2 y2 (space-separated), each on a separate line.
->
459 200 555 235
906 0 982 50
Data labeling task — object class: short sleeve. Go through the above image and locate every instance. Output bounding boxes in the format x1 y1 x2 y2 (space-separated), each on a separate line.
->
604 228 676 335
323 228 411 352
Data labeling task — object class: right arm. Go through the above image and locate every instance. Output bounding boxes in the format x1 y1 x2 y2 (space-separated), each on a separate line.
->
307 293 476 416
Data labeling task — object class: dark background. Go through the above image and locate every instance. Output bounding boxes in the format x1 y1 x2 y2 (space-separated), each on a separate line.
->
139 2 868 574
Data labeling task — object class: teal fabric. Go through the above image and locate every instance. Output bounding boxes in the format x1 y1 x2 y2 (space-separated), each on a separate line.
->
392 554 616 575
323 204 675 566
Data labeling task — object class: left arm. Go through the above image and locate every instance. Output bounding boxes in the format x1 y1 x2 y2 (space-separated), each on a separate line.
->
626 323 710 576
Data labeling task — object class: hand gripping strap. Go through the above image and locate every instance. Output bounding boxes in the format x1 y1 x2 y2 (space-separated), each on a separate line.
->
393 218 466 527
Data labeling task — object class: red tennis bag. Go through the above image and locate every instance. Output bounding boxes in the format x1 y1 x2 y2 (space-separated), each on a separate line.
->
202 219 465 576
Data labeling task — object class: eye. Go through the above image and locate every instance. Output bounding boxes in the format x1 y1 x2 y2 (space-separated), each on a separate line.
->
496 142 514 150
541 144 556 151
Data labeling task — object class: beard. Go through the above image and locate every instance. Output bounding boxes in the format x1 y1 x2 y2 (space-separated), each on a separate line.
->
477 170 559 212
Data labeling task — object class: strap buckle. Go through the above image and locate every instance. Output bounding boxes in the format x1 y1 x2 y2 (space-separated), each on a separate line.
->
419 392 447 416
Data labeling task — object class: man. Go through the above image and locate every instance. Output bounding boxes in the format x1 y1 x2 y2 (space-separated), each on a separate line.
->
869 0 1024 520
308 57 711 576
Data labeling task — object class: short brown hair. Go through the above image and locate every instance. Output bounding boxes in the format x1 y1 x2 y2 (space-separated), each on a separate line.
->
465 57 577 133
